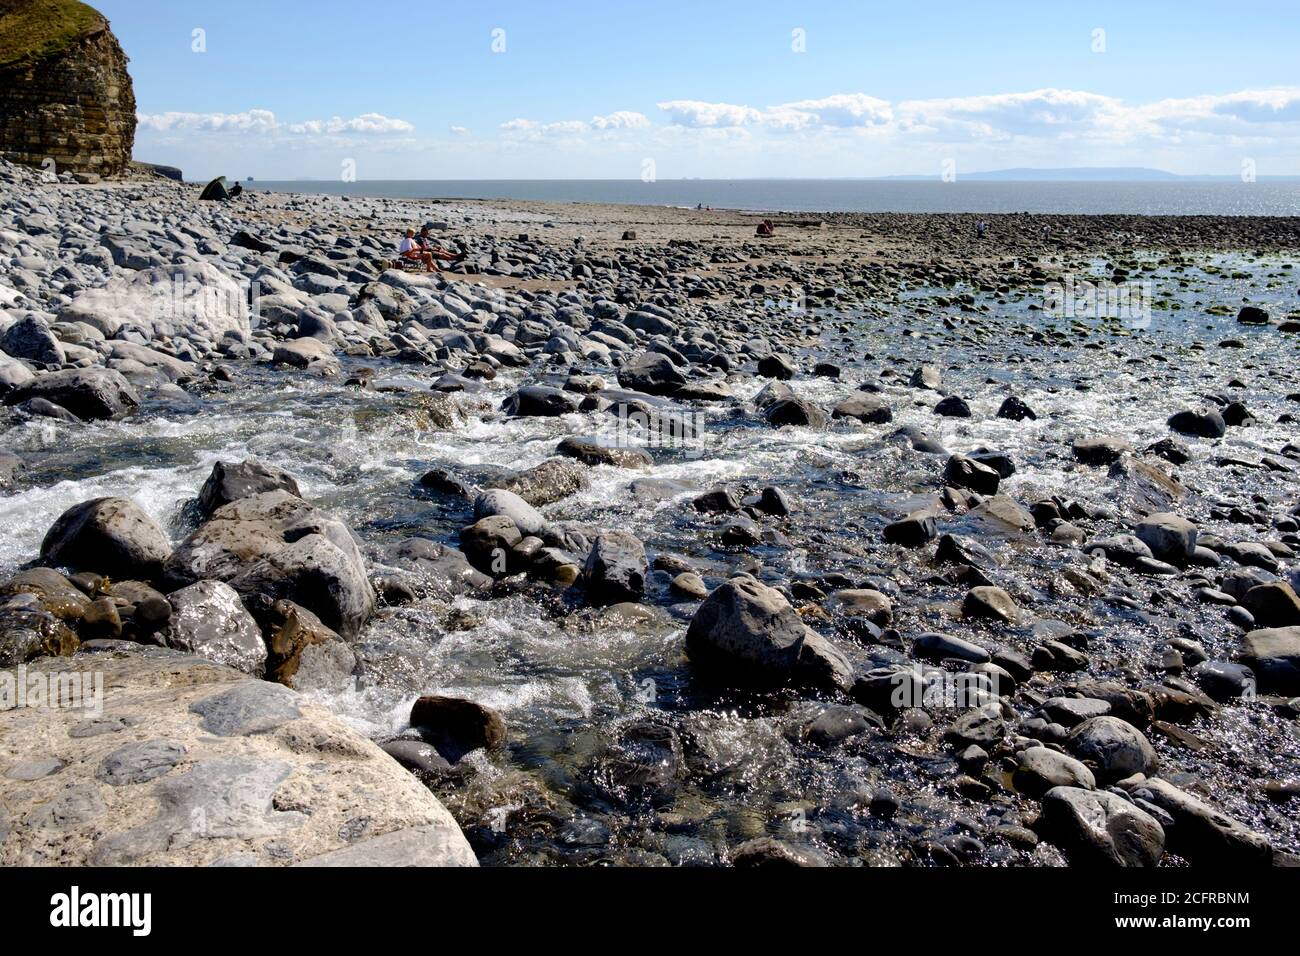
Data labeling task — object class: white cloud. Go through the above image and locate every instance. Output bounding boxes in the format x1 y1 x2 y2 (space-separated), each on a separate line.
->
768 93 894 129
590 110 651 130
656 100 765 128
136 109 414 136
449 125 469 135
136 109 281 133
500 111 650 137
897 88 1123 138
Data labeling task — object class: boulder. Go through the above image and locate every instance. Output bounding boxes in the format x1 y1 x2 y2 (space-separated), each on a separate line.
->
41 498 171 580
197 459 301 520
685 578 807 683
583 531 648 606
765 398 827 428
1242 582 1300 628
1039 786 1165 867
409 696 507 763
165 491 372 638
617 353 685 396
162 580 266 676
0 314 64 365
1067 716 1158 783
1167 409 1226 439
227 534 374 640
1013 747 1096 797
1237 626 1300 694
1132 778 1271 866
473 488 548 538
4 368 138 420
1134 512 1197 563
0 649 475 866
943 454 1000 495
501 385 581 417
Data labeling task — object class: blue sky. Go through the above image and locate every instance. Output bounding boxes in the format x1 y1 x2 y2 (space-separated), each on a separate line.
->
100 0 1300 180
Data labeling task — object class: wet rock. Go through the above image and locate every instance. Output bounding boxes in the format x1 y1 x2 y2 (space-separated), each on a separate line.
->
163 580 266 675
1191 661 1256 702
197 459 301 520
1134 512 1197 564
41 497 171 581
1039 786 1165 867
1067 716 1158 783
1013 747 1096 797
883 511 938 547
1242 582 1300 628
765 398 827 428
912 631 990 664
935 533 998 569
1237 626 1300 694
909 365 942 389
934 395 972 418
968 495 1034 532
227 530 374 640
501 384 581 417
831 395 892 424
379 740 454 778
1132 779 1271 865
556 436 653 469
3 368 139 421
1109 456 1185 509
617 353 685 396
1082 533 1153 567
685 577 807 683
997 396 1037 421
943 454 1000 495
593 722 682 808
670 571 709 600
1167 408 1226 439
459 515 522 577
962 585 1020 624
488 458 587 507
731 837 828 867
474 486 549 538
583 531 648 606
409 696 507 763
255 598 353 690
801 704 882 748
1073 436 1132 466
757 353 796 380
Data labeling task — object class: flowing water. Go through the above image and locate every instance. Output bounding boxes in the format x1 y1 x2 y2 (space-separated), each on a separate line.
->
3 252 1298 864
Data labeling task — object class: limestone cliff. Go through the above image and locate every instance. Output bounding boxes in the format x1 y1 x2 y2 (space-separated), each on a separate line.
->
0 0 136 178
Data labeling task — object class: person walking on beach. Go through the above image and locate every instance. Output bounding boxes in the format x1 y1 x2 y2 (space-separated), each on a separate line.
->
976 219 988 239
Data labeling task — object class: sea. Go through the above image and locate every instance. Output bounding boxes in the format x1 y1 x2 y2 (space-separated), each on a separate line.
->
245 178 1300 216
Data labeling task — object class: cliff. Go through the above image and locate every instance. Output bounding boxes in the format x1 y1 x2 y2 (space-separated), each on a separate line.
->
0 0 136 178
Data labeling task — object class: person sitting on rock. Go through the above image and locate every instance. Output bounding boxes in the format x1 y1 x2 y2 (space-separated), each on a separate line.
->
417 225 467 265
756 219 776 237
398 229 438 272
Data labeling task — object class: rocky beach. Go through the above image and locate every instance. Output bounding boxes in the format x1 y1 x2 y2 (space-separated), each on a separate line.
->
2 157 1299 868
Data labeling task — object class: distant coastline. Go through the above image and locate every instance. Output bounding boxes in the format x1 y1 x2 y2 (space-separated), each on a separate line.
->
237 177 1300 216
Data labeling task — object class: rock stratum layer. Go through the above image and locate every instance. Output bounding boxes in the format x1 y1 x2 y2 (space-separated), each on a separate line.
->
0 0 136 178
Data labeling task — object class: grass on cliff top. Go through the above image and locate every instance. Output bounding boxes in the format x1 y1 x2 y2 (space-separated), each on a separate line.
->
0 0 104 70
